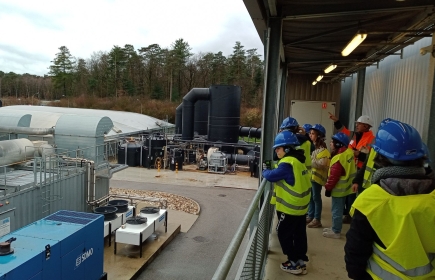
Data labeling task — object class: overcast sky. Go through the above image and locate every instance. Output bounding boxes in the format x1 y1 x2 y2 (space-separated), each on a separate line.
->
0 0 264 76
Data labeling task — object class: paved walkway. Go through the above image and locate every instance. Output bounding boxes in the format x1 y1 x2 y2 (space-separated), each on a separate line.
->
111 165 350 279
111 165 259 190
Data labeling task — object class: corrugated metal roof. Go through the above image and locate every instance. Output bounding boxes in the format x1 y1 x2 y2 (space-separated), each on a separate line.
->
0 106 174 138
245 0 435 83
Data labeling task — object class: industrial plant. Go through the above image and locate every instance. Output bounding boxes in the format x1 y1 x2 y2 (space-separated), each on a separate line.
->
0 84 261 279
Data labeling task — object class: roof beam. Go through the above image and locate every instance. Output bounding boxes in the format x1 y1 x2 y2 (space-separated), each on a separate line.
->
285 23 361 45
360 42 414 46
404 34 433 37
367 29 435 34
268 0 277 16
284 13 399 45
283 4 434 20
285 45 340 55
288 59 360 64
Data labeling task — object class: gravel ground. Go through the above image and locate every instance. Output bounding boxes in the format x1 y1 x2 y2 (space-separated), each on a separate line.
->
109 187 200 215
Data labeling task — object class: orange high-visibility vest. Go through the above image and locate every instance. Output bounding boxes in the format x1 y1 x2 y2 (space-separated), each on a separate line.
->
340 127 375 168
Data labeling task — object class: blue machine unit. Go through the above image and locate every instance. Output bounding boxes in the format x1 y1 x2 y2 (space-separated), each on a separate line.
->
0 210 105 280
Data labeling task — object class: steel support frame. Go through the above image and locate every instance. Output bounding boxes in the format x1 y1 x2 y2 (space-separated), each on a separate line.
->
423 34 435 163
355 68 366 122
260 17 282 169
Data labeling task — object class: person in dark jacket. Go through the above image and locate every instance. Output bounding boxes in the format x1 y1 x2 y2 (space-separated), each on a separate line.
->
345 120 435 279
279 117 313 169
262 130 311 275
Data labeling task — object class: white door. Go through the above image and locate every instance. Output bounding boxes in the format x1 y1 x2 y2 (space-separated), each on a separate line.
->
290 100 336 144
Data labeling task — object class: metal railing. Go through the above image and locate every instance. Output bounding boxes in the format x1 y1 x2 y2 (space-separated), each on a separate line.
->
212 179 275 280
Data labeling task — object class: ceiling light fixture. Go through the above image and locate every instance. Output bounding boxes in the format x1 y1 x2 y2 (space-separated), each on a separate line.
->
316 75 323 82
312 81 317 85
341 30 368 56
324 64 337 73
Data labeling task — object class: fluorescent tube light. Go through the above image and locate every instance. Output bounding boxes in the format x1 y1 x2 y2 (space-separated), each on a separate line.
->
341 31 367 56
316 75 323 82
312 81 317 85
324 64 337 73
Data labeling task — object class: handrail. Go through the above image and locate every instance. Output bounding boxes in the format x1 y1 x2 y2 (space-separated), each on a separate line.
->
212 178 267 280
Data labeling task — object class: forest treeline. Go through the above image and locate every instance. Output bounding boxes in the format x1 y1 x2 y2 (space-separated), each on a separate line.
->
0 39 264 126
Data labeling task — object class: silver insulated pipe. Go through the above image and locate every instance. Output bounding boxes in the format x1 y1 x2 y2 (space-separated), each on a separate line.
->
0 139 35 166
0 126 54 135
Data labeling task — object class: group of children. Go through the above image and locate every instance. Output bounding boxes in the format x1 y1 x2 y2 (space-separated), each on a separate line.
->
262 116 357 275
263 116 435 279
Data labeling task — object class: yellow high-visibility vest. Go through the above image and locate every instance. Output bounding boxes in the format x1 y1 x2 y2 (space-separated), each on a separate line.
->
329 148 357 197
270 156 311 215
311 148 330 186
362 149 377 189
299 141 312 170
351 185 435 279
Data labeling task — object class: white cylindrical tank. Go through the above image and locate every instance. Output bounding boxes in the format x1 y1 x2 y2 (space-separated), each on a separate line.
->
0 139 35 166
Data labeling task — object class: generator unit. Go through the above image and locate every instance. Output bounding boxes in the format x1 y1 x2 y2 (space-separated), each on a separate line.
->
0 210 106 280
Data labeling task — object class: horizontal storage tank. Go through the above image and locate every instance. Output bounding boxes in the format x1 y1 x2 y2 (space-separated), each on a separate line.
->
0 138 35 166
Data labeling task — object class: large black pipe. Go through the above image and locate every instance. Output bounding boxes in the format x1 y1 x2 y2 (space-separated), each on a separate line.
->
208 85 241 143
239 126 262 139
181 88 210 140
194 100 209 135
175 103 183 134
225 154 253 165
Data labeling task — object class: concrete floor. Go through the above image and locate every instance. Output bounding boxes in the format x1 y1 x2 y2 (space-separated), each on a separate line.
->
265 199 349 279
109 166 350 279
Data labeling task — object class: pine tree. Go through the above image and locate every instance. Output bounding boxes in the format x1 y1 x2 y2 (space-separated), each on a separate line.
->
48 46 76 98
170 38 192 100
139 44 164 97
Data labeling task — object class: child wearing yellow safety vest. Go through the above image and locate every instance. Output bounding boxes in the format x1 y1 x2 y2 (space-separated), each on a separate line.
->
306 124 330 228
323 132 356 239
262 130 311 275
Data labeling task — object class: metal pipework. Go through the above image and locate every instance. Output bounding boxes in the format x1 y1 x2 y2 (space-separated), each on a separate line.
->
0 126 55 135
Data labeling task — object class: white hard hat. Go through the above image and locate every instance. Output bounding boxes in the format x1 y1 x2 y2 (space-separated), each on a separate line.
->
355 115 374 127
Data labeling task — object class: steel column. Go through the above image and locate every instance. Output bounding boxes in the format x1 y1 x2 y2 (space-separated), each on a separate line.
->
355 68 366 121
260 17 282 168
424 35 435 164
278 64 288 124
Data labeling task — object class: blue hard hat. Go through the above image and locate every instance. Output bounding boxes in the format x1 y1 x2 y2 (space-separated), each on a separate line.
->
372 121 424 161
302 124 312 132
273 130 300 149
332 132 350 147
378 118 397 130
422 142 431 164
311 124 326 137
280 117 299 130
